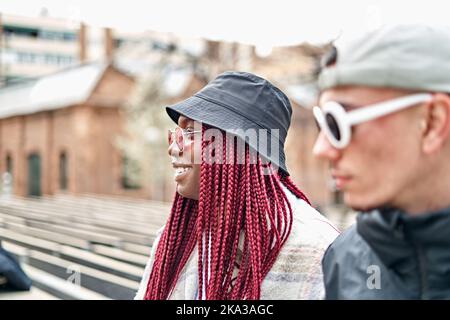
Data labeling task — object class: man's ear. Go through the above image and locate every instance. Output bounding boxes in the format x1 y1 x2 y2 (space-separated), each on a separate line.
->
422 93 450 154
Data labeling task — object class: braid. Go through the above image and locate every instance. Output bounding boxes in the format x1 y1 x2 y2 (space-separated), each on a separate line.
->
144 194 196 299
196 125 212 300
280 174 310 205
145 125 310 300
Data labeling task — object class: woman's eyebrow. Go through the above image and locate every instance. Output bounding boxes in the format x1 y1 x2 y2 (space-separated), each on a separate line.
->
178 117 189 128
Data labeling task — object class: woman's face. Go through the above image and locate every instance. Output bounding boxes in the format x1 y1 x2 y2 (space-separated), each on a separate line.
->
168 116 201 200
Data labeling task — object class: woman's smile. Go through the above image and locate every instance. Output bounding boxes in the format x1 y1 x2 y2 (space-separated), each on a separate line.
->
173 164 193 182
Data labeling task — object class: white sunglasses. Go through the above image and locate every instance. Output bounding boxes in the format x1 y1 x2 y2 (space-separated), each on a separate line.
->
313 93 433 149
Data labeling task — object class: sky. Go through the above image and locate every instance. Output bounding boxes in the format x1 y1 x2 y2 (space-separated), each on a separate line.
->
1 0 449 51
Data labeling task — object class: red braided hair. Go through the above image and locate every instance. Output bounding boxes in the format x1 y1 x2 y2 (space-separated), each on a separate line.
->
144 125 310 300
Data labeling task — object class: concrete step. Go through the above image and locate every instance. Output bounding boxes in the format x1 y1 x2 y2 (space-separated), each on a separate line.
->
91 244 148 267
22 264 110 300
0 287 59 300
3 241 140 300
1 220 90 250
122 242 152 256
0 228 144 281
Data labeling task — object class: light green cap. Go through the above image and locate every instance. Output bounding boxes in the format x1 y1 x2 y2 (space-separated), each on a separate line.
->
318 24 450 93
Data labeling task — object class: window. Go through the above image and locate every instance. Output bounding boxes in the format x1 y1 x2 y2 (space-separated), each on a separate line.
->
3 25 39 38
3 154 13 190
59 152 68 191
17 52 37 64
44 54 58 65
6 154 12 174
121 155 142 189
38 29 77 41
114 38 125 48
27 153 42 197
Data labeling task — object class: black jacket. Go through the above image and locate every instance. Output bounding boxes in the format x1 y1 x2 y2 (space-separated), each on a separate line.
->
322 207 450 299
0 246 32 291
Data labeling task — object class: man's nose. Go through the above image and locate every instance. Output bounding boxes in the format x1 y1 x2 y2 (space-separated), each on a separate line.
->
313 131 341 161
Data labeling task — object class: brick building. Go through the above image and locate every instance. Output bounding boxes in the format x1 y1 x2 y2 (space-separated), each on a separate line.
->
0 59 208 200
0 12 337 207
0 61 142 197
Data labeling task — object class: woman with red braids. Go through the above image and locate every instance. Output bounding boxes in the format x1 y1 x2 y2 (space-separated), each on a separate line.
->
135 71 339 300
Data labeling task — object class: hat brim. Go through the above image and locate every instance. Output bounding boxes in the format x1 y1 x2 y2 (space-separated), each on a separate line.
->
166 95 288 175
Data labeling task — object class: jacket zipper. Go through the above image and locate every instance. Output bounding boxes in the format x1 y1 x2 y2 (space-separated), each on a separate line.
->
415 244 429 299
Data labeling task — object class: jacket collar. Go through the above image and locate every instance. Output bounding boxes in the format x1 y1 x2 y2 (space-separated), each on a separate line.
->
357 206 450 270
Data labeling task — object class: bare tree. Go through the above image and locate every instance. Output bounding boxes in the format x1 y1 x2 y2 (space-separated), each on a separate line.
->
117 57 175 201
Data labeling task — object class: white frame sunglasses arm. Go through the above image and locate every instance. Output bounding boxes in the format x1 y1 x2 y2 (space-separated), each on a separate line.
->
346 93 433 125
313 93 433 150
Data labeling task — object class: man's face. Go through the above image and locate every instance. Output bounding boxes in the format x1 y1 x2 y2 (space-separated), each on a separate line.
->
313 86 427 212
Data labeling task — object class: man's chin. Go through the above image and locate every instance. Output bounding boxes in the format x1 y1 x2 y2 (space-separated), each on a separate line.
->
348 204 378 212
344 195 379 212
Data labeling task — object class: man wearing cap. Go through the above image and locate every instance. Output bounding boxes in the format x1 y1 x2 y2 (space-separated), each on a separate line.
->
313 24 450 299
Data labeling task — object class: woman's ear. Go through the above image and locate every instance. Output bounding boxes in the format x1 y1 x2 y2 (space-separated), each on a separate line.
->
421 93 450 154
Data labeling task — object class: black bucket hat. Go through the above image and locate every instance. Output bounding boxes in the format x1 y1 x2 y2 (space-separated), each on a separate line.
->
166 71 292 175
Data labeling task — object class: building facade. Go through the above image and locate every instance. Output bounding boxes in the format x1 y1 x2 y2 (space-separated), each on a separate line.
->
0 62 142 197
0 13 338 207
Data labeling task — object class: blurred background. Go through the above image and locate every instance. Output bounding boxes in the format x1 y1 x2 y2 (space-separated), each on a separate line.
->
0 0 444 299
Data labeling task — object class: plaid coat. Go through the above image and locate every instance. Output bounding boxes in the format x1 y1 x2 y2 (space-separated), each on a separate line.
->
135 187 340 300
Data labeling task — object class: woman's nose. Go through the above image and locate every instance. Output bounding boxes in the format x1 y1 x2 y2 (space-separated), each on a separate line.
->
168 140 182 157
